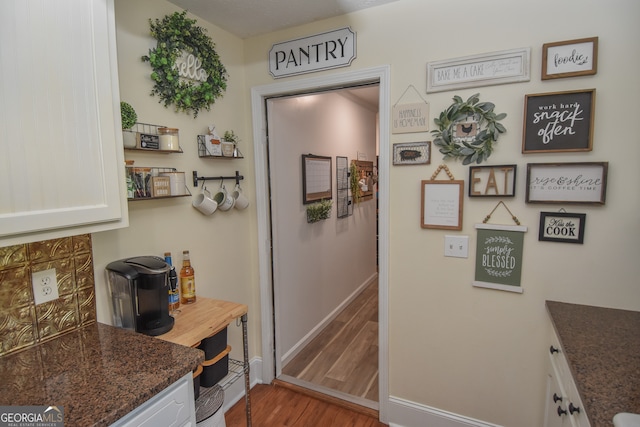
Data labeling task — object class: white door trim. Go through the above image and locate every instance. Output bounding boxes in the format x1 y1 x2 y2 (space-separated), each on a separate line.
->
250 65 390 423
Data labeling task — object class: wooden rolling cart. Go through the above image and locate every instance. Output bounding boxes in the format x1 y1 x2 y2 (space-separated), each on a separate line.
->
157 298 252 426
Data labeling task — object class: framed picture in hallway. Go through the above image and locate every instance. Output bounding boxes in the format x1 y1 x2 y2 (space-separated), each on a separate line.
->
302 154 332 204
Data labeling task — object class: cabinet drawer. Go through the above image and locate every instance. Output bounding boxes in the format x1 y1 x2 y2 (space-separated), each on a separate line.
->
110 373 196 427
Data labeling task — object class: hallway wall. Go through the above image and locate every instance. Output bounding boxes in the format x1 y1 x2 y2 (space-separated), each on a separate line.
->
267 91 378 362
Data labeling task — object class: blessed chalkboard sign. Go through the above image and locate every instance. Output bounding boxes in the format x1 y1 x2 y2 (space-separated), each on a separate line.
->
522 89 595 153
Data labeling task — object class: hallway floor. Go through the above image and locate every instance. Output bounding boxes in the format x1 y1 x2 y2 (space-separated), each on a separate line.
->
282 280 379 402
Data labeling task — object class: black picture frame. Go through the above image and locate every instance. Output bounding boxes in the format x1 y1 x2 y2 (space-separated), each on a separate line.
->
302 154 332 204
539 212 586 244
468 164 517 198
522 89 595 153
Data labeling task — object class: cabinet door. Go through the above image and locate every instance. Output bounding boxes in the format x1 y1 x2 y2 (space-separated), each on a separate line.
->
0 0 127 245
544 359 572 427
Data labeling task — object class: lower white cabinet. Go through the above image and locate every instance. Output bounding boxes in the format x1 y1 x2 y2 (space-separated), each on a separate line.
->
110 373 197 427
544 318 590 427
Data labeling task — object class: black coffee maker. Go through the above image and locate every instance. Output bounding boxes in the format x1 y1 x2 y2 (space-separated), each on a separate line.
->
105 256 174 336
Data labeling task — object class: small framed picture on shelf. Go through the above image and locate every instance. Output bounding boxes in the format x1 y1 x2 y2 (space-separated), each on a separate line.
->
542 37 598 80
539 211 586 244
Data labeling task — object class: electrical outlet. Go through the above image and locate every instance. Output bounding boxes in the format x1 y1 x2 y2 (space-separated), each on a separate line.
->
32 268 59 305
444 235 469 258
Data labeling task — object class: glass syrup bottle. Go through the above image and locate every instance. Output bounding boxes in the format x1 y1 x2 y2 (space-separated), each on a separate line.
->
180 250 196 304
164 252 180 312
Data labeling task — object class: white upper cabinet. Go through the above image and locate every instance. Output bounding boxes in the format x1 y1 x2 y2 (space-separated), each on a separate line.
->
0 0 128 246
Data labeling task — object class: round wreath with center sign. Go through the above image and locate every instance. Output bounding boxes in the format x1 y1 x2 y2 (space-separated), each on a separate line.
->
432 93 507 165
142 11 228 117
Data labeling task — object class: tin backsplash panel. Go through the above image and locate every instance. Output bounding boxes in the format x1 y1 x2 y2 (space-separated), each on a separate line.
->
0 234 95 356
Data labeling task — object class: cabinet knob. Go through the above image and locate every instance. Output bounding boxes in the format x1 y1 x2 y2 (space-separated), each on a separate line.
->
549 345 559 354
569 403 581 415
557 406 568 417
553 393 563 403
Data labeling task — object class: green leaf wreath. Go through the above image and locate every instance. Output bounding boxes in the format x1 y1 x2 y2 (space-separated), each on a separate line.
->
432 93 507 165
141 11 228 117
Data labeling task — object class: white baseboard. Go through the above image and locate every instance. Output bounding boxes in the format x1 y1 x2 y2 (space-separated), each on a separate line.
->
388 396 503 427
281 272 378 365
219 357 500 427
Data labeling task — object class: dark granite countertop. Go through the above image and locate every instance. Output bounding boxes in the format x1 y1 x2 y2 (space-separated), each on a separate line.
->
0 322 204 427
546 301 640 426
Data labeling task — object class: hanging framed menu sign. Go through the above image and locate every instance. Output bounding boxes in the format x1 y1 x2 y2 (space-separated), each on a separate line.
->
473 223 527 294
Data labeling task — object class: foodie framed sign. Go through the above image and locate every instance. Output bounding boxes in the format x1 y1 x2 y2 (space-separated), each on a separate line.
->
542 37 598 80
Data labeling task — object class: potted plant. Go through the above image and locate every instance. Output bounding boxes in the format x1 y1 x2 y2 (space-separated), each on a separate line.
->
222 130 239 157
306 199 333 223
121 102 138 148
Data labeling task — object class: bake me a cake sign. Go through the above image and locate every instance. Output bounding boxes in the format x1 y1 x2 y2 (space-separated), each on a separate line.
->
269 27 356 78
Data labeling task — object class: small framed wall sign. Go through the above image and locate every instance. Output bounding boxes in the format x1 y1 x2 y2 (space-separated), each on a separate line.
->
522 89 595 153
526 162 608 205
421 179 464 230
542 37 598 80
539 211 586 244
393 141 431 165
473 223 528 294
468 164 517 197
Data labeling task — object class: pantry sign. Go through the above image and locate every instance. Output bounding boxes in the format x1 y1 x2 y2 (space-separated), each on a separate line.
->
269 27 356 78
473 223 527 293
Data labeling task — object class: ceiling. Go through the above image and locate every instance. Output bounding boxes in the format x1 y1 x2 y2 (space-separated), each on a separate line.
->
167 0 399 39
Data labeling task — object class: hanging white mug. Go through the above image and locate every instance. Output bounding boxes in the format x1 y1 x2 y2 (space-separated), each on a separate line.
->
232 183 249 210
213 183 235 211
192 186 217 215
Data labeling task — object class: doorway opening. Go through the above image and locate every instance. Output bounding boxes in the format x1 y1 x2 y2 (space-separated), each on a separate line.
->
250 66 390 423
266 85 379 410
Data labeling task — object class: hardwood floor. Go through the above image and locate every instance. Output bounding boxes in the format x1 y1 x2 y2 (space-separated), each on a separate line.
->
282 280 379 402
224 383 387 427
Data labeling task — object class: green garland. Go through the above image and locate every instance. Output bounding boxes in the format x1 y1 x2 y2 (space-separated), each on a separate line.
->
142 11 228 117
432 93 507 165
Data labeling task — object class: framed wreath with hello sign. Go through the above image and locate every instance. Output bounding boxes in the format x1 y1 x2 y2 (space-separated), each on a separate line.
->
142 11 228 117
432 93 507 165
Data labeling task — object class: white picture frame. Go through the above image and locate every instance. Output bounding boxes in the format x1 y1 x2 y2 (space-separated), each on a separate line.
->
426 48 531 93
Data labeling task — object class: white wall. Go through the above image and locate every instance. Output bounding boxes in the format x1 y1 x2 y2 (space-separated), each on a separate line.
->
242 0 640 426
267 91 378 361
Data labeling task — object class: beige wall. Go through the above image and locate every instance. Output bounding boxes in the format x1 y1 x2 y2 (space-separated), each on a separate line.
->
93 0 259 361
241 0 640 425
88 0 640 426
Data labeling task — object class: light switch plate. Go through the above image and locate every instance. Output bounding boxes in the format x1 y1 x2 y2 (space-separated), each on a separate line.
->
444 235 469 258
32 268 59 305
